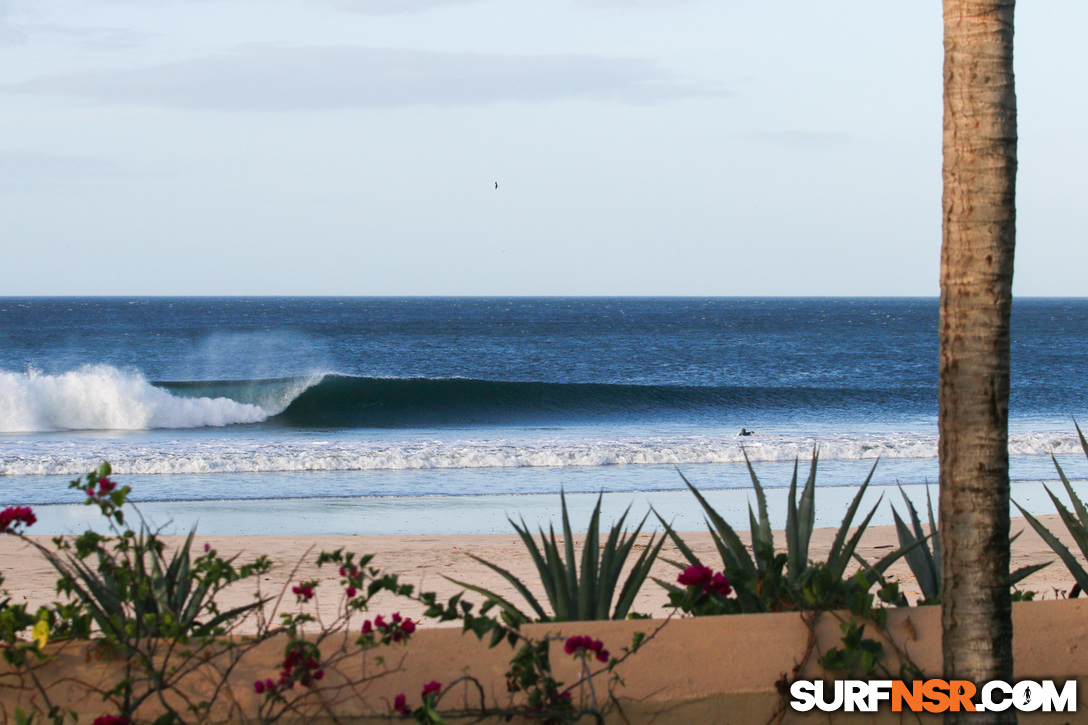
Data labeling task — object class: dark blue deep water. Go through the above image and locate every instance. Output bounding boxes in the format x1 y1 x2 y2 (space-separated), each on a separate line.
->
1 297 1087 528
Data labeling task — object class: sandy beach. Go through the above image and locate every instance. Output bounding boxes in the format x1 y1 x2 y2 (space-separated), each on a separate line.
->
1 515 1079 633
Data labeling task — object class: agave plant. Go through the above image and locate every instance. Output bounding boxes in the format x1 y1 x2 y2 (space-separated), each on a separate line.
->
889 485 941 603
657 450 910 613
36 463 270 641
892 484 1046 603
43 527 269 640
448 492 665 624
1012 423 1088 597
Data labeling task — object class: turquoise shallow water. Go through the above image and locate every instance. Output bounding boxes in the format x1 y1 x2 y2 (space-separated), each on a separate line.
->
24 477 1085 537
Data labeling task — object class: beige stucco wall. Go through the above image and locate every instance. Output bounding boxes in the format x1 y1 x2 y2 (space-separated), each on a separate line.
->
3 600 1087 723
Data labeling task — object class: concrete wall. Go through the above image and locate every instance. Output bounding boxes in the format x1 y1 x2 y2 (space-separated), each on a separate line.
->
3 600 1087 723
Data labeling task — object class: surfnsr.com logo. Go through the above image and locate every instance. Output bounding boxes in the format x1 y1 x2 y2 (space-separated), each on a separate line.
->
790 679 1077 714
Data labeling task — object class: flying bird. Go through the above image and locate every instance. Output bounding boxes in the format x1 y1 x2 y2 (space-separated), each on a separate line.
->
495 182 498 189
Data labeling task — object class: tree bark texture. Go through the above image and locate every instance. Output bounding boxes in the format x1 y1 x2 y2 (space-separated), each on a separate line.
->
939 1 1016 723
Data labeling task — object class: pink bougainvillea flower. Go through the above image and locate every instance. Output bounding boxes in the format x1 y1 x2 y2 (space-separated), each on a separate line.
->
421 680 442 698
0 506 36 534
97 477 116 496
291 583 315 601
361 613 415 644
91 716 130 725
254 678 276 694
204 542 211 552
393 693 411 715
279 646 323 688
677 564 713 588
564 635 609 662
677 564 732 596
345 585 357 598
708 572 732 596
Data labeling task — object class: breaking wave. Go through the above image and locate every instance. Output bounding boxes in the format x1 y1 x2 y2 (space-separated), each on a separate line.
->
0 366 278 432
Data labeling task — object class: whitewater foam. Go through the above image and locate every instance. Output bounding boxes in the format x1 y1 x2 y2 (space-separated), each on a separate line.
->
0 430 1078 477
0 366 272 432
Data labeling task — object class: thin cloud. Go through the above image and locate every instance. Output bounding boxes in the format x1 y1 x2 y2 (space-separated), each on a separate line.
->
2 45 729 111
578 0 704 8
0 1 25 46
0 151 114 179
20 22 150 50
0 26 24 46
737 130 853 149
0 150 155 191
322 0 483 14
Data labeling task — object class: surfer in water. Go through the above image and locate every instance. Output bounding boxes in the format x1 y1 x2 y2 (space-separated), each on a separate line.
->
739 428 755 436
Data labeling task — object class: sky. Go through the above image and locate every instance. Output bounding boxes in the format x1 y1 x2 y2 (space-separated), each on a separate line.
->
1 1 1085 297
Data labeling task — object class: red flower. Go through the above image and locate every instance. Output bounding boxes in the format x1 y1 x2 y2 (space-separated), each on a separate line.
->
253 678 275 694
361 613 415 644
97 477 116 496
564 635 609 663
678 564 732 596
0 506 36 534
292 583 315 601
708 572 732 596
279 646 323 688
345 585 357 598
677 564 712 588
393 693 411 715
92 717 130 725
421 680 442 698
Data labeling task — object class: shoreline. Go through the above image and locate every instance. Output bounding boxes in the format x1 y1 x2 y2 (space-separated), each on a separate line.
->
1 514 1079 633
14 478 1083 536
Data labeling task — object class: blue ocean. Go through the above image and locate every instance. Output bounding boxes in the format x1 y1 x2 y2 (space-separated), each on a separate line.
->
1 297 1086 534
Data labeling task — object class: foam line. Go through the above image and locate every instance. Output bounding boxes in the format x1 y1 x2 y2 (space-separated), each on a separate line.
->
0 431 1076 477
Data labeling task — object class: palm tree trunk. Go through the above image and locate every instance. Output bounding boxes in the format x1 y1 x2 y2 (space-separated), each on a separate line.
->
939 1 1017 722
